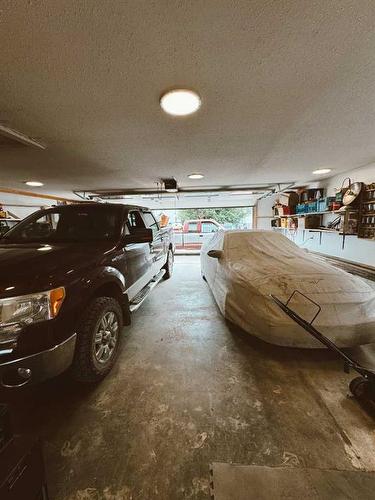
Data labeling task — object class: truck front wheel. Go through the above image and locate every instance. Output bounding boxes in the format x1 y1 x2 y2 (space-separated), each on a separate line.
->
72 297 123 383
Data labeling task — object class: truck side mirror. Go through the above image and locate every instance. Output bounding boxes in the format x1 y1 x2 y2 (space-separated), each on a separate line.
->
124 228 153 245
207 249 223 259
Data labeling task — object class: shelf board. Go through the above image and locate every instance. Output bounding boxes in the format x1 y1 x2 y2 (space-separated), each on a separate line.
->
273 227 358 236
308 229 357 235
274 209 360 218
308 229 339 233
274 211 334 218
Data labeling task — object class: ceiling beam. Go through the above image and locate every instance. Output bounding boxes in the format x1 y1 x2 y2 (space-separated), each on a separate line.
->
0 123 46 149
0 187 80 204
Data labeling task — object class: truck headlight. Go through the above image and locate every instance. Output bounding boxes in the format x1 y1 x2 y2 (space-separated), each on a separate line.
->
0 287 65 336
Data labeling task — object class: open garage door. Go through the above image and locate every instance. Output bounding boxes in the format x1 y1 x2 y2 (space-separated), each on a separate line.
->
74 188 263 253
80 189 260 254
153 206 253 252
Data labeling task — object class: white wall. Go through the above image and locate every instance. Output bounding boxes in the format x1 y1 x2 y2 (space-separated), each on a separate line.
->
255 194 277 230
255 164 375 266
276 227 375 266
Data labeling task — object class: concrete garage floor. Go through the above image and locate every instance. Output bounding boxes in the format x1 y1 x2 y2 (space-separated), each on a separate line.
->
2 255 375 499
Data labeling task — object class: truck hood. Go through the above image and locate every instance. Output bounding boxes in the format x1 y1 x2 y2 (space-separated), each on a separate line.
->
0 242 115 297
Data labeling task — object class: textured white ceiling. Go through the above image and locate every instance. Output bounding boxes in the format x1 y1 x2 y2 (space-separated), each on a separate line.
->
1 0 375 197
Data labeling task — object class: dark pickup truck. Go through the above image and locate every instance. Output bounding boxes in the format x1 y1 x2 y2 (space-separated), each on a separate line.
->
0 203 174 387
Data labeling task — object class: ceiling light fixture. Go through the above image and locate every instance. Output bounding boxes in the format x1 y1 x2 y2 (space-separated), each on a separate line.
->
188 173 204 179
25 181 44 187
160 89 201 116
0 123 46 149
38 246 52 252
312 168 332 175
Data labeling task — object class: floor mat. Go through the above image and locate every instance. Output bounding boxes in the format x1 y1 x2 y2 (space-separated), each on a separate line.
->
210 462 375 500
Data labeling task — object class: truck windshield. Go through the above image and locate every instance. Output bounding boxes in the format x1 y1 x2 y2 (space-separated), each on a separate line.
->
2 206 122 243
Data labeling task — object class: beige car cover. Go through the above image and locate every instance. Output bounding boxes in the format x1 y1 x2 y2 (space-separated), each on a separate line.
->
201 230 375 348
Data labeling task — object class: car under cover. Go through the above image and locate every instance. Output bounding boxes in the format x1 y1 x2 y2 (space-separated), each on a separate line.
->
201 230 375 348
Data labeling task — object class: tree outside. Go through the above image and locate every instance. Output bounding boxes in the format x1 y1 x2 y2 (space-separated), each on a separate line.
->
177 207 248 226
153 207 253 230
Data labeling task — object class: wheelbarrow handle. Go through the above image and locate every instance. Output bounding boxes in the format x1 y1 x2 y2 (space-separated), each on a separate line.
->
285 290 322 325
271 293 375 380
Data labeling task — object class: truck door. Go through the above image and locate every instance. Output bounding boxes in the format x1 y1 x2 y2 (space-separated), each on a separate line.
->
122 210 155 299
141 211 165 273
184 221 201 249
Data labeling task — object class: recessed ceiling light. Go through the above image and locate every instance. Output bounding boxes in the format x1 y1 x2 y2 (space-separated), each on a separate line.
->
188 173 204 179
38 245 52 252
160 89 201 116
312 169 332 175
25 181 44 187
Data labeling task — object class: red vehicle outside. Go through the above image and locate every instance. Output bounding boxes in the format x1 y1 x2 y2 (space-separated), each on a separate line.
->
174 219 224 250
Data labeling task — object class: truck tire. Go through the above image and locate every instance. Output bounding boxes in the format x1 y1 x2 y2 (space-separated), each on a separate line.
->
163 249 174 280
72 297 123 383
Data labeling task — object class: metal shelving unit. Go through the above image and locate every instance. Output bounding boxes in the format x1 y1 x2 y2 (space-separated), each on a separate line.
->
358 185 375 240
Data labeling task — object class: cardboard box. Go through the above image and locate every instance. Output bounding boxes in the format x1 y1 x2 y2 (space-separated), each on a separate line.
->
298 215 321 229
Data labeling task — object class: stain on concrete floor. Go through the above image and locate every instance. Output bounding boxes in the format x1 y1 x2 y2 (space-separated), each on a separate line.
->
1 255 375 499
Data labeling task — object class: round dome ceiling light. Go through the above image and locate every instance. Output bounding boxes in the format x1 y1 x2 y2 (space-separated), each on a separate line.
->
160 89 201 116
188 173 204 179
25 181 44 187
312 169 332 175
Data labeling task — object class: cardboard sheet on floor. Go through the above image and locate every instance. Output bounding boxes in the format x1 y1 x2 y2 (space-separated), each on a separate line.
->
210 462 375 500
201 231 375 347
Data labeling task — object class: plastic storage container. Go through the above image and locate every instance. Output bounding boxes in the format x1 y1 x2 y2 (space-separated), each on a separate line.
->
307 201 317 212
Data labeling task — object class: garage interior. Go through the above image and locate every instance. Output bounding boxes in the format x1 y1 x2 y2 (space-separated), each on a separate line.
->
1 1 375 499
